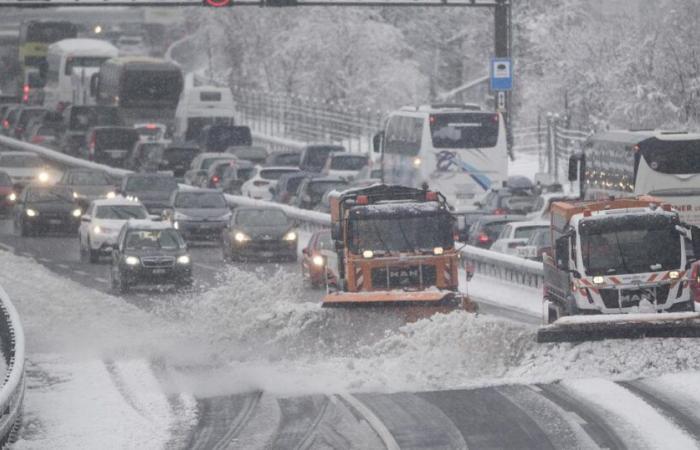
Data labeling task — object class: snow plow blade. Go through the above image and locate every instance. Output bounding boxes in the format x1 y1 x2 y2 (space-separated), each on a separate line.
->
322 291 477 311
537 312 700 343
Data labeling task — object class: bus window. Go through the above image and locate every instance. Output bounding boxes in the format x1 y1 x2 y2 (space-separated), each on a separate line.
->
64 56 109 76
384 116 422 156
641 139 700 175
430 113 499 149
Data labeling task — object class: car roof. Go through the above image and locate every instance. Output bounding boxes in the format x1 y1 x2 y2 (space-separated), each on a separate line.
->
176 188 222 195
125 173 175 179
477 215 528 224
307 175 348 183
0 151 38 157
511 220 549 228
235 206 287 214
125 219 172 230
92 198 146 207
260 166 301 171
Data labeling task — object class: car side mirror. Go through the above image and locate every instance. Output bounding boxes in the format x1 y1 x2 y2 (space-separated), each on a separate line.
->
372 131 384 154
473 201 482 208
81 215 91 223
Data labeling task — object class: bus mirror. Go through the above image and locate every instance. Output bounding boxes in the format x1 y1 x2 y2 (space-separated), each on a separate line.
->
568 155 578 181
692 226 700 258
372 131 384 154
89 73 100 97
555 236 570 271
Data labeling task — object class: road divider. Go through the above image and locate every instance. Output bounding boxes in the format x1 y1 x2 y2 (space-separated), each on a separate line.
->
0 284 25 447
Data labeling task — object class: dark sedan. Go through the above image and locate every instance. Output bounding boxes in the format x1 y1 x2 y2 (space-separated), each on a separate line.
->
110 220 193 293
164 189 231 242
222 207 298 262
119 173 178 214
58 168 116 208
0 171 15 215
14 184 82 236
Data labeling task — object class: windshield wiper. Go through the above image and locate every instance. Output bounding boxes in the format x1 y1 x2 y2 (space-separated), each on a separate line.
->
612 231 632 274
396 220 417 254
369 220 392 255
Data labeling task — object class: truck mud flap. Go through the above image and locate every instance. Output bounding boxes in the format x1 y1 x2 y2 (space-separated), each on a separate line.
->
537 312 700 343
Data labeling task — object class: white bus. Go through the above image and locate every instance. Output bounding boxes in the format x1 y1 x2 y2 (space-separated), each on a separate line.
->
43 39 118 110
573 130 700 226
374 104 508 207
174 85 236 141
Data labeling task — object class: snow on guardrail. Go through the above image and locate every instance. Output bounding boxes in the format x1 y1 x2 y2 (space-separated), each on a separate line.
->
0 284 25 447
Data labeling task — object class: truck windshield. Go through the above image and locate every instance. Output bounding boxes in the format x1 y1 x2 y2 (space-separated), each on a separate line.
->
580 216 681 275
349 214 453 253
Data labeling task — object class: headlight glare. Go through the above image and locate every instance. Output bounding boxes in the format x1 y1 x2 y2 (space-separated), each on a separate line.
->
125 256 139 265
106 191 116 199
72 191 79 199
26 208 37 217
177 255 191 265
173 221 179 230
72 208 82 217
38 172 49 183
669 270 680 280
592 275 605 285
8 193 16 202
234 232 250 242
312 255 325 267
283 231 297 241
93 225 102 234
433 246 444 255
363 250 374 259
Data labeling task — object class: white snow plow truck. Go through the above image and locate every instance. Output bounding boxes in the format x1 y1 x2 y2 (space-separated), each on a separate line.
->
538 196 700 343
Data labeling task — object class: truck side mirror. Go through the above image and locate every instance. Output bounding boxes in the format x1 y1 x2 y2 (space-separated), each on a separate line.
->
89 73 100 97
568 155 579 182
372 131 384 154
692 226 700 259
555 236 570 271
331 223 341 241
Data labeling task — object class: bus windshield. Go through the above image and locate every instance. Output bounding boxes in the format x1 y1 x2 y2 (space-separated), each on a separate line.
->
641 139 700 175
430 113 499 149
25 22 77 43
122 70 182 106
580 215 681 276
349 214 453 253
65 56 109 76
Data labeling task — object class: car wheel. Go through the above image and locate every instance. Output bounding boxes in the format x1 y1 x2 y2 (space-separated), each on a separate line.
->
19 219 30 237
87 237 99 263
79 237 87 262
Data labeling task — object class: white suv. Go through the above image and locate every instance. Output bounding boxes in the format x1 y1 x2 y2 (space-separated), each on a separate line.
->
79 198 150 263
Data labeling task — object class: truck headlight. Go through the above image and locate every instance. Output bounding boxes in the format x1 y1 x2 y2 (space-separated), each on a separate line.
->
125 256 139 265
592 275 605 285
668 270 680 280
283 231 297 241
93 225 102 234
234 232 250 242
173 221 179 230
413 157 421 168
312 255 325 267
433 247 444 255
106 191 116 199
38 171 49 183
8 193 16 202
363 250 374 259
26 208 37 217
72 208 82 217
176 255 191 265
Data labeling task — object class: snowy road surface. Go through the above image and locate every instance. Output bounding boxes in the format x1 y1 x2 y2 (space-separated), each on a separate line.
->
5 216 700 448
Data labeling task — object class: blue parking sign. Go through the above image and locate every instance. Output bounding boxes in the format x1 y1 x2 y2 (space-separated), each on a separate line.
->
490 57 513 91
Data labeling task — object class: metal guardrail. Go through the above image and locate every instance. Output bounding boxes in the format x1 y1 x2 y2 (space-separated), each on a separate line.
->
0 285 25 447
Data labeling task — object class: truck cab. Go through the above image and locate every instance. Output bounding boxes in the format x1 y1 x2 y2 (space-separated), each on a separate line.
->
544 196 700 322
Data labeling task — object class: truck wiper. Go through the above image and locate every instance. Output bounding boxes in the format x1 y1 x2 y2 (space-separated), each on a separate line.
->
396 220 417 254
369 220 392 255
612 231 632 274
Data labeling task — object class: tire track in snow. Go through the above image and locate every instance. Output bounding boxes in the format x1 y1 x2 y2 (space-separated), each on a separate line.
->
187 391 262 450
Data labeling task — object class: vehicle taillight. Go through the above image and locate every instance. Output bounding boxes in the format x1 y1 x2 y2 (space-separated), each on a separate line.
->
253 180 269 187
2 120 8 129
494 208 506 215
31 136 44 144
212 175 220 185
478 233 490 244
492 114 499 123
23 84 29 94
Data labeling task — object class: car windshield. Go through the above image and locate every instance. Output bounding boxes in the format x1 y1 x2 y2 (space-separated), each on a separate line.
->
126 176 176 192
272 153 300 166
27 187 72 202
95 205 148 220
125 229 183 250
514 226 548 240
309 180 347 196
0 154 42 168
164 148 198 164
349 215 452 253
304 147 340 169
236 209 289 226
480 221 508 241
580 216 681 275
175 192 226 209
260 169 297 181
69 171 110 185
330 155 368 170
201 157 233 170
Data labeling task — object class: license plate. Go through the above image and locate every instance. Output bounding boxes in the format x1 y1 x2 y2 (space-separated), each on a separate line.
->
49 219 62 225
152 269 166 274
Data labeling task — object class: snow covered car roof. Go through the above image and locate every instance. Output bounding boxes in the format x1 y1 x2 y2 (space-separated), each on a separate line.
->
124 219 173 231
48 38 118 56
91 197 147 208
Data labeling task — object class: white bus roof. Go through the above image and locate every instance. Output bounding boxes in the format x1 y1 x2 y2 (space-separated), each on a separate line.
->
48 38 118 56
398 103 483 114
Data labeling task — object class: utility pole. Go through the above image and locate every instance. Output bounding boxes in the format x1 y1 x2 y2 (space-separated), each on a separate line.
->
493 0 513 155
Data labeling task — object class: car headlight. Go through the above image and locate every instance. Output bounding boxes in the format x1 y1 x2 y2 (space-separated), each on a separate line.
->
173 221 179 230
125 255 140 265
234 232 250 242
283 231 297 241
312 255 325 267
73 191 80 199
93 225 102 234
26 208 37 217
37 172 49 183
433 246 444 255
592 275 605 285
176 255 191 265
363 250 374 259
669 270 680 280
413 157 421 168
72 208 82 217
106 191 116 199
8 193 16 202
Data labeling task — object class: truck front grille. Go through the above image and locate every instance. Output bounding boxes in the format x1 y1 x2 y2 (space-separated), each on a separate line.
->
599 285 671 309
371 265 437 290
141 256 175 268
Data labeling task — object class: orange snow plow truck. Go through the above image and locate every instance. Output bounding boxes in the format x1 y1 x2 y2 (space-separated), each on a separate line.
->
538 196 700 342
322 184 475 310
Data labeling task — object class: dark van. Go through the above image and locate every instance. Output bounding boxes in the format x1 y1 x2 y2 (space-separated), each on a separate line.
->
198 124 252 152
299 144 346 173
85 126 140 168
